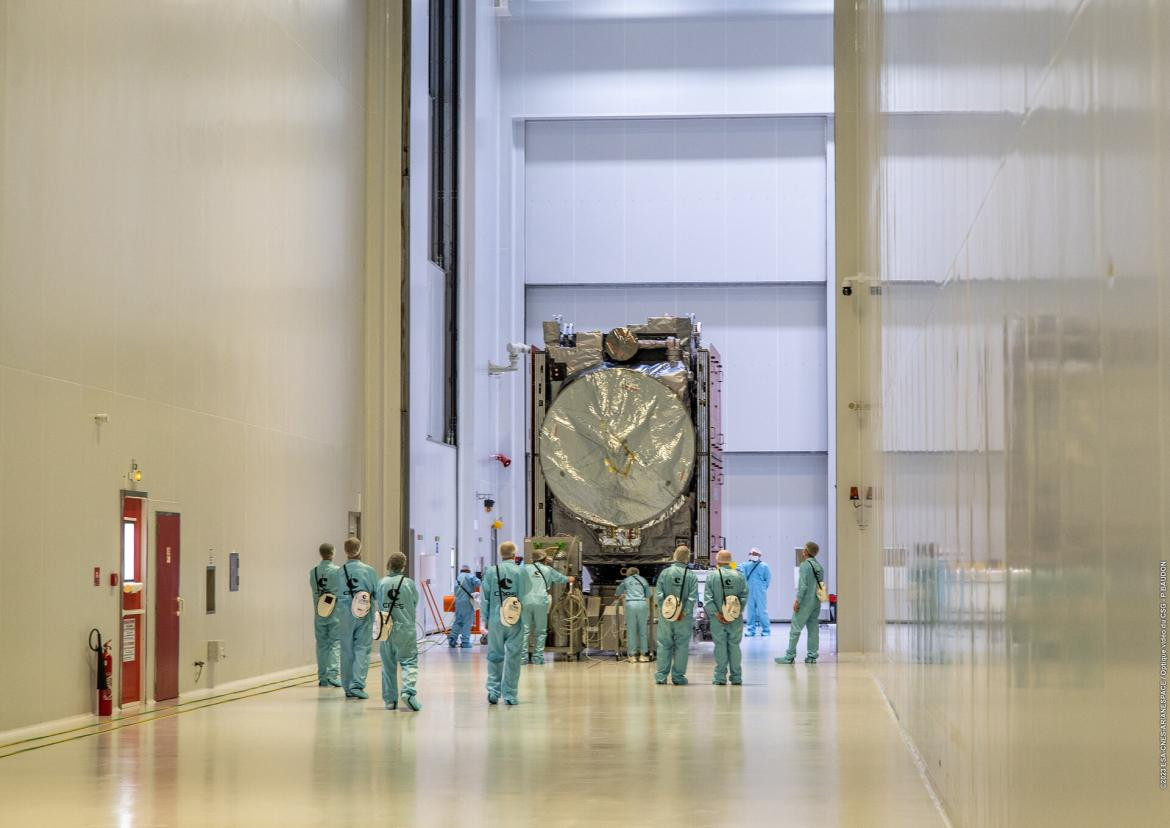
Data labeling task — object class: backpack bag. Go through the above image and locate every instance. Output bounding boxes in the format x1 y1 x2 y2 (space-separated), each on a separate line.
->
810 560 828 603
372 574 405 642
315 565 337 617
660 568 690 621
715 569 741 622
497 565 521 627
345 563 371 619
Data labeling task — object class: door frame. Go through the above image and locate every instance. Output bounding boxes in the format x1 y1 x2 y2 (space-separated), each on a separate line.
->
118 491 149 709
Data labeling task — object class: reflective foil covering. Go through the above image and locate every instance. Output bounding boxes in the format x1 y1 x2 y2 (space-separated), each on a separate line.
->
633 360 689 403
539 368 696 528
548 331 603 377
604 327 639 361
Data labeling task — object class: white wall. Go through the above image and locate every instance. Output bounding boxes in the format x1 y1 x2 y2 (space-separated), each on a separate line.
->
0 0 367 732
524 117 827 285
409 0 517 620
850 0 1170 823
407 0 458 618
500 2 833 118
459 0 521 578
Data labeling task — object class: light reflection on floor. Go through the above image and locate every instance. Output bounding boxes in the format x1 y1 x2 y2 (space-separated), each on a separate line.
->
1 625 946 827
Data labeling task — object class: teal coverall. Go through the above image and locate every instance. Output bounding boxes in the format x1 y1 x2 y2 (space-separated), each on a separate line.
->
375 572 420 710
338 559 379 697
309 560 341 686
522 561 568 664
449 571 481 647
654 563 698 685
483 561 532 704
615 573 652 656
783 558 824 662
704 565 749 684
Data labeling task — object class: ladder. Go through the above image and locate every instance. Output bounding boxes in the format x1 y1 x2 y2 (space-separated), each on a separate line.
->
420 579 449 635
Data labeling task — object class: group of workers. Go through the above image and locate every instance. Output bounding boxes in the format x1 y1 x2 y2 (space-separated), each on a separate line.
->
309 538 421 709
310 537 826 708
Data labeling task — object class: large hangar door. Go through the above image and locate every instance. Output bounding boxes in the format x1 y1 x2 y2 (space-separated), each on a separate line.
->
522 115 833 627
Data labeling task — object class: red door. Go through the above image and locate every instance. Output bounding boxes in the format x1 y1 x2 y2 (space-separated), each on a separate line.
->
154 513 181 702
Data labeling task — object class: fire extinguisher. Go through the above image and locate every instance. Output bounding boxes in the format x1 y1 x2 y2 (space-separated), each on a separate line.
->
89 628 113 717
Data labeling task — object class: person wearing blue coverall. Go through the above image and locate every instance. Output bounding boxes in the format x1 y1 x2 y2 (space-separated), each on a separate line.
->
615 566 652 662
742 547 772 637
375 551 421 711
522 548 574 664
309 543 342 687
776 541 825 664
654 545 699 686
449 564 481 648
482 541 533 705
338 536 379 699
704 549 749 685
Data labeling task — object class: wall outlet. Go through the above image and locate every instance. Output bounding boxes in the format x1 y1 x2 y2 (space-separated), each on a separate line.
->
207 640 226 662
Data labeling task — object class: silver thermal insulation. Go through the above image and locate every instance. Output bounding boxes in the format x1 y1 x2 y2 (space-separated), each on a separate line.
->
539 367 696 529
632 360 689 403
604 327 639 361
547 331 603 378
630 316 693 340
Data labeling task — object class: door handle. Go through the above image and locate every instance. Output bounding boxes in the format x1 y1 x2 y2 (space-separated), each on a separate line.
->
176 596 184 617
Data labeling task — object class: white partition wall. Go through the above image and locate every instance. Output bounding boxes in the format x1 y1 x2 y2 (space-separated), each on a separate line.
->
0 0 370 732
499 3 833 118
524 118 827 285
843 0 1170 823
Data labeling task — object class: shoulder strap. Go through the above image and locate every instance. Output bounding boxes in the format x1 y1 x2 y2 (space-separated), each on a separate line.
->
806 559 822 583
676 566 689 603
458 575 475 599
386 574 406 616
636 575 649 596
494 563 506 601
533 563 549 589
745 561 759 582
342 562 354 596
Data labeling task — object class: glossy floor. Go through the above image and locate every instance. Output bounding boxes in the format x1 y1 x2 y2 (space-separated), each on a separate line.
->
0 629 944 827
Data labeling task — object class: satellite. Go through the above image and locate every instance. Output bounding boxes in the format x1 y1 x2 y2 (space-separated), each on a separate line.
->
529 315 723 587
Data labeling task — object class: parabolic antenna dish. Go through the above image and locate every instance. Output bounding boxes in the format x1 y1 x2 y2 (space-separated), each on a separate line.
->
538 368 696 529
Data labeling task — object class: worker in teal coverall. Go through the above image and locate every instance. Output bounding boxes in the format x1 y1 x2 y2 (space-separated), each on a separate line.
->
309 543 342 687
704 549 749 684
776 541 825 664
522 548 574 664
449 564 481 648
375 551 421 711
616 566 652 661
482 542 533 705
338 537 379 699
654 545 698 686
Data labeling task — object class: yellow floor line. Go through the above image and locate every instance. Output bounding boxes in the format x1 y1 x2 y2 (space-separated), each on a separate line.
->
0 672 328 759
